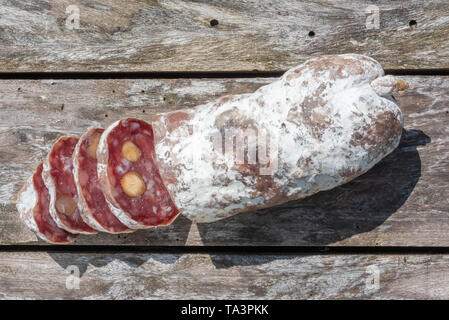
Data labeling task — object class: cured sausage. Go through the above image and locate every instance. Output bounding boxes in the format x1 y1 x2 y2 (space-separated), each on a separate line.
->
42 136 98 234
16 163 77 243
97 118 180 229
73 128 132 233
152 54 407 223
17 54 410 240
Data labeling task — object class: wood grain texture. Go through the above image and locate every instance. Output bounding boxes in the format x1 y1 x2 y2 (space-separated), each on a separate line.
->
0 252 448 299
0 0 448 71
0 76 448 246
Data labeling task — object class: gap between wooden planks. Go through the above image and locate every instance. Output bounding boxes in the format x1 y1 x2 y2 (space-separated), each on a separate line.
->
0 69 448 80
0 75 447 246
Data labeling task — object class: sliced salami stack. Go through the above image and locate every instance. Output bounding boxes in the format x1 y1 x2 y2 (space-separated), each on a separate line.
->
16 54 408 243
16 118 180 243
43 136 98 235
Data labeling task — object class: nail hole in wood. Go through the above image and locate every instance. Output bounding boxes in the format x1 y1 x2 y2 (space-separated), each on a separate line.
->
142 110 145 113
409 20 417 28
308 31 315 37
17 87 21 91
112 90 115 93
210 19 219 27
141 90 145 93
60 104 64 111
105 114 108 118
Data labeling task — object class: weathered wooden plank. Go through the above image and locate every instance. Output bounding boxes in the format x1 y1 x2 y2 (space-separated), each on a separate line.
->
0 252 448 299
0 76 448 246
0 0 447 71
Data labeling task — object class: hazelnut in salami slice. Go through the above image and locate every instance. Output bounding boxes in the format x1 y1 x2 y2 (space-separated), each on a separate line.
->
73 128 132 233
16 163 77 243
97 118 180 229
42 136 98 234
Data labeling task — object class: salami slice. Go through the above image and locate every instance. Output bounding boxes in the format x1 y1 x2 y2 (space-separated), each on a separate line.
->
42 136 98 234
73 128 132 233
97 118 179 229
16 163 77 243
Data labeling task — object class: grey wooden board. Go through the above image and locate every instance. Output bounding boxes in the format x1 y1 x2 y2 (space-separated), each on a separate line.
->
0 0 448 71
0 252 448 299
0 76 448 246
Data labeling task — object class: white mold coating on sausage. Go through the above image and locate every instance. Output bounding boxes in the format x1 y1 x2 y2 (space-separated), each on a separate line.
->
16 176 40 234
153 54 404 223
16 172 72 243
